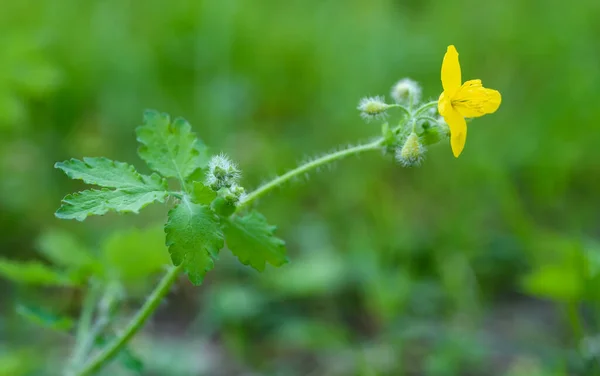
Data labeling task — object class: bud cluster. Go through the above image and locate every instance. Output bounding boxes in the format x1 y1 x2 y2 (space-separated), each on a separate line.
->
205 154 246 214
356 77 450 168
206 153 241 191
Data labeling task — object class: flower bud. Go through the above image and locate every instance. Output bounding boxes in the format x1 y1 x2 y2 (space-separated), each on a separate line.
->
206 153 241 191
357 96 390 122
219 184 246 204
419 117 449 146
396 132 425 167
390 78 422 105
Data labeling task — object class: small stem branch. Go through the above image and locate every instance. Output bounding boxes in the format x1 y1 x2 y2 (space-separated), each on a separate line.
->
74 265 183 376
413 101 438 117
387 104 411 118
418 116 440 124
237 138 383 211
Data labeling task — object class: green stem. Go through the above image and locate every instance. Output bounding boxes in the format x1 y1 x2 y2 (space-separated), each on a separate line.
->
74 265 183 376
237 138 384 211
418 116 440 124
413 101 438 117
566 302 584 347
387 104 411 118
69 281 101 371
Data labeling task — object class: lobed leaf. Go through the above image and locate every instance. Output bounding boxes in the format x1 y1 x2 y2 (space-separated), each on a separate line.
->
136 110 209 183
55 189 167 221
55 157 166 190
191 181 217 205
165 198 224 285
223 211 288 272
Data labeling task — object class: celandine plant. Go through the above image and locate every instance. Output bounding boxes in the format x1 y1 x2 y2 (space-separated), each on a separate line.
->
51 45 501 375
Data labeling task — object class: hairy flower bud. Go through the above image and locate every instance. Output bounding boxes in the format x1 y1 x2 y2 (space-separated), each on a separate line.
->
206 153 241 191
396 132 425 167
391 78 422 105
357 96 390 122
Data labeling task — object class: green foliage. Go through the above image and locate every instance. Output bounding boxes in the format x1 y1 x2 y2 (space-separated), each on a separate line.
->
165 199 224 285
16 304 74 332
136 110 209 182
36 228 96 271
223 211 287 271
0 349 38 376
55 188 169 221
0 257 78 286
191 182 217 205
4 0 597 372
0 225 173 292
53 109 288 288
100 225 171 284
521 235 591 302
55 157 165 191
0 34 61 128
54 159 169 221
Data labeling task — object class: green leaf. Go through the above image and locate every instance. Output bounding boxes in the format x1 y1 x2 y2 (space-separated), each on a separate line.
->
0 258 78 286
191 182 216 205
165 199 224 285
16 304 74 331
223 211 288 272
101 225 171 283
0 350 38 376
55 157 166 190
55 188 168 221
36 229 97 270
136 110 209 182
521 265 584 302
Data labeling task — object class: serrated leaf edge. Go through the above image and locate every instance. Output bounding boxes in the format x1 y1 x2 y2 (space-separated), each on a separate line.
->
55 157 167 190
55 188 168 221
224 211 288 272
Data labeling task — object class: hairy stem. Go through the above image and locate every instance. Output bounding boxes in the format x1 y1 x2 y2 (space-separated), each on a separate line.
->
413 100 438 118
74 264 183 376
237 138 384 210
388 104 411 118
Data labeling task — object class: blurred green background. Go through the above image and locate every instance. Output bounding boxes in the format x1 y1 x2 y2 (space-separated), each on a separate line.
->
2 0 600 375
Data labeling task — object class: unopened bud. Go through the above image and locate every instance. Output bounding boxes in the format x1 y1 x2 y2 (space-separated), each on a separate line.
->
357 96 390 122
219 184 246 205
391 78 422 105
419 117 449 146
396 132 425 167
206 153 241 191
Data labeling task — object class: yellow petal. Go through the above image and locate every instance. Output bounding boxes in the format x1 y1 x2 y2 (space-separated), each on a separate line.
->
437 92 452 117
441 45 461 96
452 79 501 118
442 107 467 157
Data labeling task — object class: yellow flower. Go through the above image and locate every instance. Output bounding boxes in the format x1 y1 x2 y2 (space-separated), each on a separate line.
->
438 45 501 157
